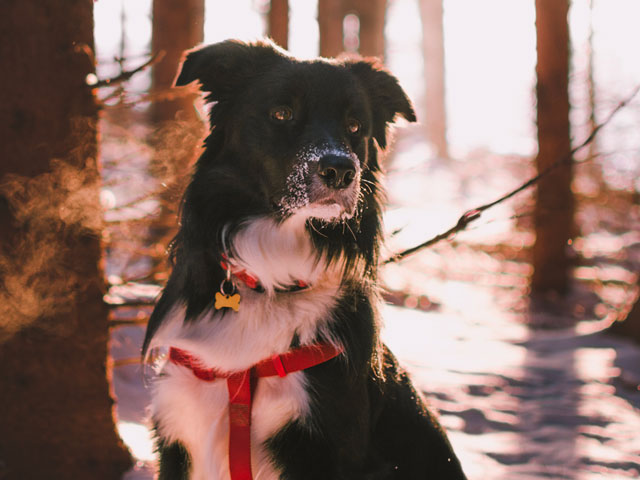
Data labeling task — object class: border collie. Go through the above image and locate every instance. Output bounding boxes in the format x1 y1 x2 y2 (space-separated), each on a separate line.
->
143 39 466 480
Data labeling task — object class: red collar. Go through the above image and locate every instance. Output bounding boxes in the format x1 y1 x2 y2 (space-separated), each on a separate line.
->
220 255 310 293
169 343 343 480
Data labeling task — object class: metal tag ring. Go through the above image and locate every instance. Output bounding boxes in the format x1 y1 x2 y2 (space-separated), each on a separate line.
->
220 278 236 296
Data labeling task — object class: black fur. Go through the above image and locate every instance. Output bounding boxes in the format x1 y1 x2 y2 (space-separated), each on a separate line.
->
144 39 466 479
156 436 191 480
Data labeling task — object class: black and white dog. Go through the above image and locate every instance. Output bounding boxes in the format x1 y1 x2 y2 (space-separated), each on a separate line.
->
143 39 466 480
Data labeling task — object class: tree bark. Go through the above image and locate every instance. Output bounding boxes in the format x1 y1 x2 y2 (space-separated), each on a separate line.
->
318 0 346 58
0 0 132 478
148 0 205 279
150 0 205 124
531 0 574 295
351 0 387 58
419 0 448 158
268 0 289 50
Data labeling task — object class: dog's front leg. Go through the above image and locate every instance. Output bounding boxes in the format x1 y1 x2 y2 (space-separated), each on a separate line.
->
266 420 379 480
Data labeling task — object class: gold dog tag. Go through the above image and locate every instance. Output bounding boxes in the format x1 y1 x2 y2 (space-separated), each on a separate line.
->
215 292 241 312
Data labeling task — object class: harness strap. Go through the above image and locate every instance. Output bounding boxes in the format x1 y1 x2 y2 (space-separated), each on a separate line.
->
168 343 343 480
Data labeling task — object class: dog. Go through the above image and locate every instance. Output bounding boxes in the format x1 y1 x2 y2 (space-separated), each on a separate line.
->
142 39 466 480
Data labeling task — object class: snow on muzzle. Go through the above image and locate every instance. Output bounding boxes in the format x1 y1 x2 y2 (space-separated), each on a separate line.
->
278 145 361 220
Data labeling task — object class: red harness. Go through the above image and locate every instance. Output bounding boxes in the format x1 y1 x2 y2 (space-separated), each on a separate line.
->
169 343 343 480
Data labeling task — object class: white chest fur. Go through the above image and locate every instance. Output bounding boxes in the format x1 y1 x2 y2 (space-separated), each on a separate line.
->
149 216 344 479
152 364 308 480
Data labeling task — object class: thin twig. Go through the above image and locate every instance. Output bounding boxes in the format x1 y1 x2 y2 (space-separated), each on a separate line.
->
383 84 640 265
90 51 165 88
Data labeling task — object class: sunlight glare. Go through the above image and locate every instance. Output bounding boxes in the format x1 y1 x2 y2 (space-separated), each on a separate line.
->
118 421 155 462
443 0 537 156
289 0 319 59
204 0 265 44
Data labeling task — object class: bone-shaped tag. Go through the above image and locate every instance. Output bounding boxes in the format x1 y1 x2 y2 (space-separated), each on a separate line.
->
215 292 241 312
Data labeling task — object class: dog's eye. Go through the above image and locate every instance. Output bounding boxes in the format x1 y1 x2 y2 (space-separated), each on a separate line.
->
347 119 361 135
271 106 293 122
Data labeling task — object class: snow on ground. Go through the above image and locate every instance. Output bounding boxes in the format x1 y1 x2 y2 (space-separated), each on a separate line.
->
111 132 640 479
382 301 640 480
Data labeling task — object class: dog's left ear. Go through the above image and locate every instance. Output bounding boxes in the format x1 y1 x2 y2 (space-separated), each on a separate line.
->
347 60 416 149
174 39 287 102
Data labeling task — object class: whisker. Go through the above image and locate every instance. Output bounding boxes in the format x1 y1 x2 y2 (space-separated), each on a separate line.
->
308 219 328 238
344 219 357 242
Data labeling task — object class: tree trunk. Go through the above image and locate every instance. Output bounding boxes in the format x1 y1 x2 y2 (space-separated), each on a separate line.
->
420 0 448 158
531 0 574 295
318 0 345 58
0 1 132 478
268 0 289 50
150 0 205 124
149 0 205 279
351 0 387 58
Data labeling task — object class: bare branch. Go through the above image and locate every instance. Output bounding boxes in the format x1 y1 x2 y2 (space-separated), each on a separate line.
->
383 83 640 265
100 85 198 109
90 51 165 88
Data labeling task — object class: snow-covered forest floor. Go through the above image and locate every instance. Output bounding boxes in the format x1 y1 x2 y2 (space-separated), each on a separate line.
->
108 128 640 479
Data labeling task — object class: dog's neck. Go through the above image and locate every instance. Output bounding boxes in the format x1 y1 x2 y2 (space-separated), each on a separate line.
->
225 214 338 295
147 213 347 372
221 254 310 293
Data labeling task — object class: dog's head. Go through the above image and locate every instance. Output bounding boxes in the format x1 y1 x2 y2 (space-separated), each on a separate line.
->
175 40 415 224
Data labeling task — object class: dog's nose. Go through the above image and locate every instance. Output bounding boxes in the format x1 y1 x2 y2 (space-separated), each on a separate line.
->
317 155 356 189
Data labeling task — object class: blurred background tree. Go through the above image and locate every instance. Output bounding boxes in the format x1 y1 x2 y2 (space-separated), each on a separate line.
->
531 0 574 298
150 0 205 125
268 0 290 49
419 0 447 159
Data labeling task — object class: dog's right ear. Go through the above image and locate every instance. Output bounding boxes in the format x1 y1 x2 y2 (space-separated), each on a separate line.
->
346 60 416 149
174 40 287 102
